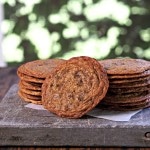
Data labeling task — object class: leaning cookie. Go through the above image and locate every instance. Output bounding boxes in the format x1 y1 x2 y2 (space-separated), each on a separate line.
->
42 56 109 118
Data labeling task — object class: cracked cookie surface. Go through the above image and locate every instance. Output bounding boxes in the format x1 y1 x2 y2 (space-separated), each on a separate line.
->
42 56 109 118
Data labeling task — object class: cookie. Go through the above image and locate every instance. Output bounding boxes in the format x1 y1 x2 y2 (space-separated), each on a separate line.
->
19 80 42 91
108 85 150 94
99 58 150 75
102 92 150 104
107 70 150 79
109 79 150 88
109 76 150 84
107 90 149 97
18 91 42 104
108 70 150 79
42 56 109 118
17 72 44 83
98 98 150 111
20 88 41 96
101 96 150 106
18 90 41 100
18 59 65 78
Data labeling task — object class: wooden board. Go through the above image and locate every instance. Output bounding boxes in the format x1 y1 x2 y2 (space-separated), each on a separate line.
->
0 84 150 147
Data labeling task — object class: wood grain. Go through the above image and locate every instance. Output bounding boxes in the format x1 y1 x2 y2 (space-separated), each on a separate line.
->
1 147 150 150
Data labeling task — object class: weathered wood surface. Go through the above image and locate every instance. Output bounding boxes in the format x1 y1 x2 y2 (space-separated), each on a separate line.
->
0 67 150 150
0 84 150 147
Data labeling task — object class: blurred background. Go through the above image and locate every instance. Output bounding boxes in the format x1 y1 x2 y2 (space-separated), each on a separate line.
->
0 0 150 66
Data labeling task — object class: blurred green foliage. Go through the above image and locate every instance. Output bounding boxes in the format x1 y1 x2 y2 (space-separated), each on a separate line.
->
2 0 150 64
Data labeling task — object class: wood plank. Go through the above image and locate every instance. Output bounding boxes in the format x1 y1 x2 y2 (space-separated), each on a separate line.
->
0 85 150 147
0 148 111 150
1 146 150 150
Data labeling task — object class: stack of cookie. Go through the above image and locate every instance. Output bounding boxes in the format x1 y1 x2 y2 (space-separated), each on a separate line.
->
17 59 65 104
98 58 150 110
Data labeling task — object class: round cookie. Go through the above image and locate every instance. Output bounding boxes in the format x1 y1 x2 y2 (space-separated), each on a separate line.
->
102 92 150 104
20 88 41 96
18 59 65 78
109 79 150 88
109 76 150 84
19 80 42 91
109 85 150 94
18 91 42 104
98 98 150 111
17 72 44 83
42 56 109 118
99 58 150 75
107 70 150 79
107 90 149 97
18 90 41 100
101 97 150 106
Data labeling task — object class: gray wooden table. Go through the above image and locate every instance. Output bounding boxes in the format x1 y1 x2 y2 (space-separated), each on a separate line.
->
0 84 150 147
